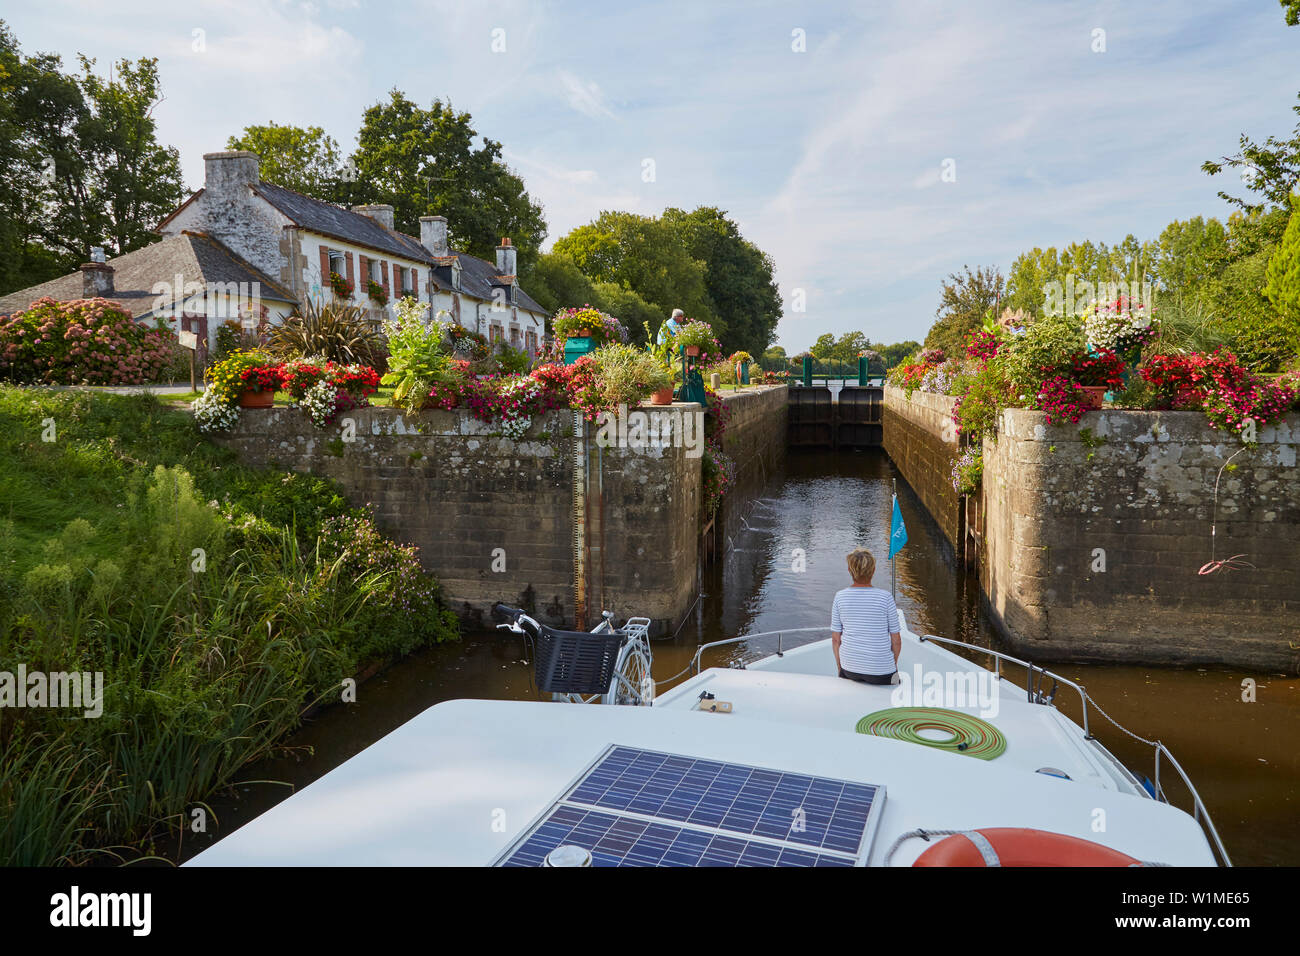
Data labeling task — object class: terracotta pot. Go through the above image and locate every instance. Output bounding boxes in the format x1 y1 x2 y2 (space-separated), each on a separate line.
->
650 387 675 405
239 388 274 409
575 328 591 337
1078 386 1106 410
685 345 701 357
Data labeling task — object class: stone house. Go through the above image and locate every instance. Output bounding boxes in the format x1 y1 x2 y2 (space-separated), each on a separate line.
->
0 149 549 356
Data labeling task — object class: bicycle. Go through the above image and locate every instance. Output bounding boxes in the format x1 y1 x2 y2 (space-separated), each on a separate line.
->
493 603 655 706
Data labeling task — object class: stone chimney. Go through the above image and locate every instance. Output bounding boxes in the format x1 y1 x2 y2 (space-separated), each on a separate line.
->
203 150 260 197
352 204 395 230
420 215 448 257
496 237 516 276
80 260 114 298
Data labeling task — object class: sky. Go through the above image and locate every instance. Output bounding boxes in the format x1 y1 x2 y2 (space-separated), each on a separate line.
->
6 0 1299 350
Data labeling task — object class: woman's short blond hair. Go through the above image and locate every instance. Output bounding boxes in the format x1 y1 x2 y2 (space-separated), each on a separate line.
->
847 549 876 583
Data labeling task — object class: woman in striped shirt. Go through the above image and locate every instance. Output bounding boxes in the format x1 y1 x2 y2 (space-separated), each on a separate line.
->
830 549 901 684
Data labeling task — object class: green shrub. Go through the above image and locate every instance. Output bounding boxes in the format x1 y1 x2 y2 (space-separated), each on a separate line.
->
270 298 385 368
0 386 458 865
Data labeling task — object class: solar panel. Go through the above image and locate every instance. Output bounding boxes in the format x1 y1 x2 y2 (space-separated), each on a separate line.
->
495 746 885 867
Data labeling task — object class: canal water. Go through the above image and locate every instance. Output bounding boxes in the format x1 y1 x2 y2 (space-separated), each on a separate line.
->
177 449 1299 866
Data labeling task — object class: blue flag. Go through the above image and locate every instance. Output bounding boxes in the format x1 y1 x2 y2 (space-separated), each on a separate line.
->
889 494 907 559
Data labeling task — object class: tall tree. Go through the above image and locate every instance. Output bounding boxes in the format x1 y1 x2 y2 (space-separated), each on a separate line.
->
924 265 1004 355
0 30 183 291
661 206 782 356
343 90 546 270
227 123 343 197
552 211 714 335
75 56 184 257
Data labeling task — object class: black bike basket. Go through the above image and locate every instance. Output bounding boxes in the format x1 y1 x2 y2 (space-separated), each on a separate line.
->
535 627 625 695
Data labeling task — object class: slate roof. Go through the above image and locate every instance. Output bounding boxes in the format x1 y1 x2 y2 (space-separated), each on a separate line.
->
252 182 435 265
250 182 545 315
445 250 547 316
0 233 297 318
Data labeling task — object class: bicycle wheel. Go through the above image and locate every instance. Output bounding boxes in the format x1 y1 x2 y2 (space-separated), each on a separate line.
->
609 646 654 705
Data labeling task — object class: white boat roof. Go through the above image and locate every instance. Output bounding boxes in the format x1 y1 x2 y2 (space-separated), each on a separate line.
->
188 634 1216 866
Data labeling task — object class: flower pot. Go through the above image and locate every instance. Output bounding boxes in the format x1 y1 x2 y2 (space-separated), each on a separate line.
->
1078 386 1106 410
239 388 274 408
685 345 701 357
575 329 591 337
650 387 675 405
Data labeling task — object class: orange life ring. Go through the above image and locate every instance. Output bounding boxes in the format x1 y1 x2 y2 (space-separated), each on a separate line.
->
913 828 1142 867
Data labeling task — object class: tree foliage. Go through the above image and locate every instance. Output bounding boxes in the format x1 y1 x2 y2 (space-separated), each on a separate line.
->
925 265 1004 356
342 91 546 271
0 22 183 295
1202 93 1300 215
227 123 343 197
548 207 781 356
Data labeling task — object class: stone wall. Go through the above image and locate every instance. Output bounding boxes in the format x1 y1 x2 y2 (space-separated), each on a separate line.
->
215 388 791 637
882 386 962 553
714 385 788 529
216 403 702 634
981 409 1300 671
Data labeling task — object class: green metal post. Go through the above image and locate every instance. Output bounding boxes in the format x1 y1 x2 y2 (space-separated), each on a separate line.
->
801 355 812 387
858 355 868 386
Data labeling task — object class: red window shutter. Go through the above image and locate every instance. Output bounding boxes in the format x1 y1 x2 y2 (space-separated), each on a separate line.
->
319 247 331 286
410 268 418 296
358 255 369 288
382 261 390 296
344 252 354 286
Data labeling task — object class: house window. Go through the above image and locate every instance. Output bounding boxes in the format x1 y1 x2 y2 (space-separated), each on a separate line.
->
368 258 381 283
490 324 504 344
328 251 346 277
394 266 406 295
510 327 521 349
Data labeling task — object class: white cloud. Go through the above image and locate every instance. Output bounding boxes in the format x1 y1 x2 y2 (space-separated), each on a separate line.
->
557 70 615 120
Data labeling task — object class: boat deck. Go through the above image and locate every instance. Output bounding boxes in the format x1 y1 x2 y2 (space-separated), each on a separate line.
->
187 691 1215 867
656 636 1142 796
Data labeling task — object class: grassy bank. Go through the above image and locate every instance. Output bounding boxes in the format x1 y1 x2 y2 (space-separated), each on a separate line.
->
0 386 458 865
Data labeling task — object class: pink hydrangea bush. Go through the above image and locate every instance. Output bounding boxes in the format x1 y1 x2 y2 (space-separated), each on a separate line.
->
0 297 177 385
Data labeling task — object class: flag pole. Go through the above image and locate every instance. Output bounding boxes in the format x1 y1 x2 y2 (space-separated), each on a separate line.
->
891 478 897 598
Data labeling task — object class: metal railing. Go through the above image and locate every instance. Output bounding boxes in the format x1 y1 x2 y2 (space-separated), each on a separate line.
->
688 627 829 675
683 626 1232 867
916 634 1232 868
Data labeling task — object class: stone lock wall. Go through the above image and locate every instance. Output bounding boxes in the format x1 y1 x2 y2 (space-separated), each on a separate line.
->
881 386 962 553
981 409 1300 670
714 385 789 530
216 403 703 634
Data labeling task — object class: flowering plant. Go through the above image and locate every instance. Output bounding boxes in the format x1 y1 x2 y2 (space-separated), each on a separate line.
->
207 351 282 405
1082 298 1155 354
329 270 354 299
1071 349 1125 388
367 279 388 306
672 320 724 364
1141 350 1297 436
1034 375 1091 425
0 297 176 385
551 307 626 348
951 446 983 495
729 351 754 365
965 329 1001 367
